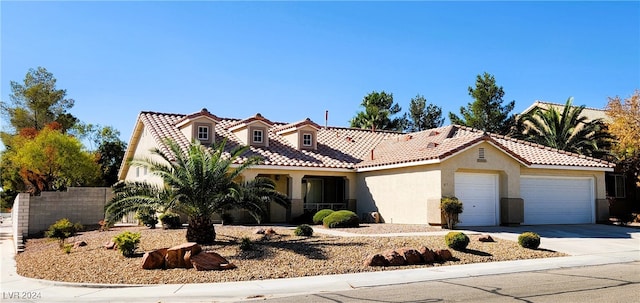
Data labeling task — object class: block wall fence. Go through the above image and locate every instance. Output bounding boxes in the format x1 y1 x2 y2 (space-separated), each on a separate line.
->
12 187 113 249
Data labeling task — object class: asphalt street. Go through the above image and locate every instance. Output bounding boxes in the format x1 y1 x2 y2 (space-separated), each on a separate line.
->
252 261 640 303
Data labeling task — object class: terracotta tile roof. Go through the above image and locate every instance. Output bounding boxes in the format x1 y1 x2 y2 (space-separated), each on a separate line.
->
274 118 322 134
173 108 221 127
356 125 614 169
132 111 614 172
227 113 274 130
138 111 393 169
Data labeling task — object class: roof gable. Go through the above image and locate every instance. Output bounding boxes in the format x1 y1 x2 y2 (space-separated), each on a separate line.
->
174 108 221 128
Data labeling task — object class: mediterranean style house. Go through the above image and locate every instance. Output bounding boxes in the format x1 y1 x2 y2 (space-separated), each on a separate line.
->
118 108 615 226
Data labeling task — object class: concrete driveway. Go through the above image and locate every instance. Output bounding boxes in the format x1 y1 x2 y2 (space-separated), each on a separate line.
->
465 224 640 256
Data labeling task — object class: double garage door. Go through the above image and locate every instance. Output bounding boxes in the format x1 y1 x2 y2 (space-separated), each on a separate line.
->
455 173 594 226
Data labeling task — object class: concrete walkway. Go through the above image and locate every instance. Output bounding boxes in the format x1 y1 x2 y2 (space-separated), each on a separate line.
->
1 217 639 303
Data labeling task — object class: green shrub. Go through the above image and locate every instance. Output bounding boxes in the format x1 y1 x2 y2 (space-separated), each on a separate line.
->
46 218 83 247
159 212 181 229
63 243 73 254
441 196 463 229
312 209 335 225
323 210 359 228
294 224 314 237
518 232 541 249
445 231 470 250
239 236 253 251
113 231 141 257
136 209 158 229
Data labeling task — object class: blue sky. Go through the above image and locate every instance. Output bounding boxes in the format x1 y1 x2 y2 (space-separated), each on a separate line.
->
2 1 639 143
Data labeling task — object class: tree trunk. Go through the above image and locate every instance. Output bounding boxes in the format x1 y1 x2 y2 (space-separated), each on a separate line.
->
186 215 216 244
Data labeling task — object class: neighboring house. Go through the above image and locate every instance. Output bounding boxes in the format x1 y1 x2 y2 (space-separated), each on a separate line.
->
520 101 635 217
118 108 615 227
520 100 610 123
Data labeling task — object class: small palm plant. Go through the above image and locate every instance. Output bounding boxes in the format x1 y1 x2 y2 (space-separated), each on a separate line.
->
105 139 290 244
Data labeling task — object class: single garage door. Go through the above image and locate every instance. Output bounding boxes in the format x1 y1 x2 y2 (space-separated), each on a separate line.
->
454 172 499 226
520 176 594 225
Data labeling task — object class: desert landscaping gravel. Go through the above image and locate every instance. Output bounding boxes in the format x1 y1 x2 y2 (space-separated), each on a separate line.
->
16 224 565 285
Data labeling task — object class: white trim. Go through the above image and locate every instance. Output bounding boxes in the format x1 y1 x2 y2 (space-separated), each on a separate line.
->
302 132 313 147
241 164 354 173
356 159 441 172
529 164 613 172
252 129 264 144
197 125 209 141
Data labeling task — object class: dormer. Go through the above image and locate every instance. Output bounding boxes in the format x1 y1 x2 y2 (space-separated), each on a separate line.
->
174 108 220 145
227 113 274 147
275 118 321 150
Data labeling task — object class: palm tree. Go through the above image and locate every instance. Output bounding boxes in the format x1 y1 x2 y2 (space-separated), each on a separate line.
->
515 97 611 158
105 139 290 244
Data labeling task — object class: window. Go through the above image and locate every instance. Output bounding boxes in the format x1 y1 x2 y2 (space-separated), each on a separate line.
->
302 133 313 146
197 126 209 141
606 174 626 198
253 129 263 143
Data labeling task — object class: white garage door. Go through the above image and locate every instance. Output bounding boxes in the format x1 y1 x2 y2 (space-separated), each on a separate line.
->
521 177 594 225
454 173 499 226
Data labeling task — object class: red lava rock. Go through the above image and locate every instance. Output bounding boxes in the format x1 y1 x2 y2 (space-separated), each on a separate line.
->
383 249 406 266
141 248 168 270
397 247 423 265
478 234 494 242
418 246 436 263
363 253 389 266
166 243 202 269
191 252 236 271
435 249 454 261
264 228 277 235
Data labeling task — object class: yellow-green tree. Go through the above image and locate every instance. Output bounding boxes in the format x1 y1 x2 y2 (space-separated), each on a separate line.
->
606 90 640 186
9 124 100 194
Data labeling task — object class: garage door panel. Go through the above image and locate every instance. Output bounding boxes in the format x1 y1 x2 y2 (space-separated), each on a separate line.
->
455 173 498 226
521 177 593 225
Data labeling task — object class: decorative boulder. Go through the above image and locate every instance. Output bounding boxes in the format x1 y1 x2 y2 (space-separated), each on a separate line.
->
142 248 168 270
73 241 87 248
104 241 117 250
418 246 436 263
254 228 266 235
435 249 454 261
478 234 494 242
190 252 236 271
383 249 405 266
397 247 422 265
166 243 202 269
363 253 388 267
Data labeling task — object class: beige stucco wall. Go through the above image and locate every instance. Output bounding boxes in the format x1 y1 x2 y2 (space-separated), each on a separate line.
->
124 125 165 187
357 165 441 224
440 142 522 199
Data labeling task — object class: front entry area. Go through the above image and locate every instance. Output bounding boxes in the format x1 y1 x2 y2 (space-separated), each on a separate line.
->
454 172 499 226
